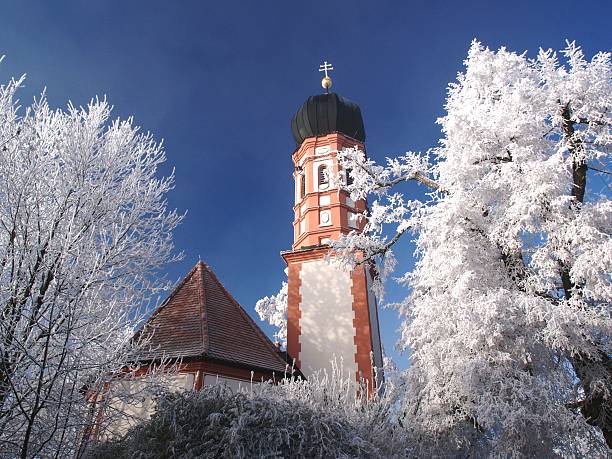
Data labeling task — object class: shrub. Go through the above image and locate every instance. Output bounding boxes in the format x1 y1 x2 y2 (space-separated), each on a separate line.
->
85 369 409 458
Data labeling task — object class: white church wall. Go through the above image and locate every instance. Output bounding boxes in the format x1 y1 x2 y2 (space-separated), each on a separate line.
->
103 373 195 438
314 145 330 156
299 259 357 380
366 270 384 375
203 374 254 393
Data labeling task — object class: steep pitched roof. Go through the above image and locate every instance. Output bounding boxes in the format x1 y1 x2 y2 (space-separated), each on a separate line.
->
139 261 288 374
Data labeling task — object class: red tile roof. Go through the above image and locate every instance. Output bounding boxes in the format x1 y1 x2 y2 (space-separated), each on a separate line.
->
138 262 289 374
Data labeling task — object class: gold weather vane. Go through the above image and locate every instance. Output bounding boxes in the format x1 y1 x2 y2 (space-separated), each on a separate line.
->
319 61 334 93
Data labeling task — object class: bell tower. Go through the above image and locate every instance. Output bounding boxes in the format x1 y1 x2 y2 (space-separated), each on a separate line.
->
282 64 383 390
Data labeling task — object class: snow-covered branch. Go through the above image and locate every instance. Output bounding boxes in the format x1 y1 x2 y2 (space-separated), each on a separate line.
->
254 273 288 346
336 147 443 200
0 66 182 458
255 40 611 455
335 40 612 454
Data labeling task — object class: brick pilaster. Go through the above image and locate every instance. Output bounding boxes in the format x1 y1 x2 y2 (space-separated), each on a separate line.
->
286 262 302 370
351 264 375 389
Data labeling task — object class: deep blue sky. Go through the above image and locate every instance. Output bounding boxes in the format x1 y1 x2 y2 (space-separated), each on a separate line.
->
1 1 610 368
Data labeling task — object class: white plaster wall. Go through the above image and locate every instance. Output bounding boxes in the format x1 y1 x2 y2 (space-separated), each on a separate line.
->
319 210 332 226
315 145 330 156
319 194 331 206
166 373 196 392
366 270 384 377
348 212 358 229
299 259 357 380
104 373 194 438
203 375 251 393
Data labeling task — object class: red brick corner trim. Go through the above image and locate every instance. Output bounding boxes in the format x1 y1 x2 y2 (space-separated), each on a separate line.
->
286 262 302 370
351 264 375 390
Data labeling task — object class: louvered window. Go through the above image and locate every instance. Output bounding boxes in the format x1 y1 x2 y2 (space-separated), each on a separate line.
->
318 165 328 188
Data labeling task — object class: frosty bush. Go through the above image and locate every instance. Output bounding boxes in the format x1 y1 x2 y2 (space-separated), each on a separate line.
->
85 369 410 459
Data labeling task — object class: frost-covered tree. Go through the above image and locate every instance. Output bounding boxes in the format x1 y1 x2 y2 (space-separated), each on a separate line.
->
254 41 612 455
331 41 612 455
0 62 181 458
255 269 288 346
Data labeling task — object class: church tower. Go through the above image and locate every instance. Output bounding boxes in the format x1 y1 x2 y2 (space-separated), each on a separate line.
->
282 64 383 390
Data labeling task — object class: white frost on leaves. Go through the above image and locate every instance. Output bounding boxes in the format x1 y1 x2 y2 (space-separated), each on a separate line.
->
253 40 610 455
0 66 181 458
330 148 434 301
334 40 611 456
255 268 288 345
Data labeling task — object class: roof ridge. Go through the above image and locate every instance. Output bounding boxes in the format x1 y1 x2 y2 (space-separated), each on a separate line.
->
200 263 288 369
133 262 207 357
196 261 210 355
137 262 201 330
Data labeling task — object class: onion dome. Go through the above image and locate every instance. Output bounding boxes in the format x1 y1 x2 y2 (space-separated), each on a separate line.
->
290 92 366 146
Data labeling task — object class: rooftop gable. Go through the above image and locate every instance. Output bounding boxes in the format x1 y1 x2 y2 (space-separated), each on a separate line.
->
139 262 288 374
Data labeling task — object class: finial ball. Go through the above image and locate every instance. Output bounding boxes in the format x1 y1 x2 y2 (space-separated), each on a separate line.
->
321 76 332 90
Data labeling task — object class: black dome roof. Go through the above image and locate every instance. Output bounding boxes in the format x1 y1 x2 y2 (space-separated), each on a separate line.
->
291 93 366 146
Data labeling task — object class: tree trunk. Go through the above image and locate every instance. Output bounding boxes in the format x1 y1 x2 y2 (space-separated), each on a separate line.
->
561 103 611 449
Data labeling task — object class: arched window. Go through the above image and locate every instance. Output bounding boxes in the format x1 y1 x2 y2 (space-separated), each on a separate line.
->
300 173 306 198
318 164 329 189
